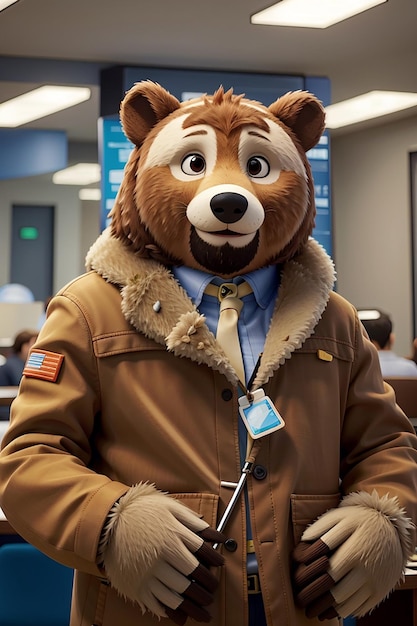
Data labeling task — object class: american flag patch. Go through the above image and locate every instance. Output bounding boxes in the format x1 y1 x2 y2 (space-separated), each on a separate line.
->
23 349 64 383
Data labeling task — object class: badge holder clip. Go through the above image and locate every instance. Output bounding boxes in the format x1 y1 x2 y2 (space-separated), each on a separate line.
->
213 389 285 547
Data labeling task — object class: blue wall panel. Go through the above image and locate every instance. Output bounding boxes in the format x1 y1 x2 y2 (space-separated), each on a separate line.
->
0 129 67 180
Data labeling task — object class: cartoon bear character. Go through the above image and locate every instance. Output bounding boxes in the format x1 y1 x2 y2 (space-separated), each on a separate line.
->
0 81 416 626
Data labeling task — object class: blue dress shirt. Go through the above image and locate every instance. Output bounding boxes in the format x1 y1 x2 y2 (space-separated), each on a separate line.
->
172 264 280 386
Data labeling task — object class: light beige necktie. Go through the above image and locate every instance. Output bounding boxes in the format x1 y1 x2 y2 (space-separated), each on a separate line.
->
205 282 252 386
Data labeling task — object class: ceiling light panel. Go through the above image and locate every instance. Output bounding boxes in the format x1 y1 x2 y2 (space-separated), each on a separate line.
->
53 163 100 186
79 188 101 201
0 86 91 127
325 91 417 129
358 310 381 320
251 0 387 28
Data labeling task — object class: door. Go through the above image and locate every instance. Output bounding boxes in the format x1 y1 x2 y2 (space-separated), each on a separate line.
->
10 204 54 302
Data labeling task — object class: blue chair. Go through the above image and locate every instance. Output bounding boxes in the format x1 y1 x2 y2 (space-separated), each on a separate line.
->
0 543 73 625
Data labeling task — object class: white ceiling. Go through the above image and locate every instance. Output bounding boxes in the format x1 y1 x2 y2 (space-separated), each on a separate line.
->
0 0 417 144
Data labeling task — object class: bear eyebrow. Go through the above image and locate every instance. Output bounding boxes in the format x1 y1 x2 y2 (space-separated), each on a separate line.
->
248 130 271 142
183 129 208 138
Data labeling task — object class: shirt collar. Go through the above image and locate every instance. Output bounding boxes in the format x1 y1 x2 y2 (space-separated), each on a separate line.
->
172 264 280 310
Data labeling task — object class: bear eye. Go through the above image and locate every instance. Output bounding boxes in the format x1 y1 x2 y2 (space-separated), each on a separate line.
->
247 156 270 178
181 153 206 176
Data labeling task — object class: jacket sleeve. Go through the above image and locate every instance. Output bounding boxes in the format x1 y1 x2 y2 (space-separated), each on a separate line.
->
0 290 129 576
340 308 417 546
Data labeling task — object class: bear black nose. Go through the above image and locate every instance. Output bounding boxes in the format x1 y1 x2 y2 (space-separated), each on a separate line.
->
210 192 248 224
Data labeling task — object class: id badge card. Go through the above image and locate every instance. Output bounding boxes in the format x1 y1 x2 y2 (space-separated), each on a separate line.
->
238 389 285 439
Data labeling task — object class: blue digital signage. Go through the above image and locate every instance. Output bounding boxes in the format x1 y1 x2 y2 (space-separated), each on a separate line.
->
98 117 134 230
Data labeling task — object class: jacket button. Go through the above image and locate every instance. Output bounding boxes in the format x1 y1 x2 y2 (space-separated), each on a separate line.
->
253 465 267 480
224 538 238 552
221 388 233 401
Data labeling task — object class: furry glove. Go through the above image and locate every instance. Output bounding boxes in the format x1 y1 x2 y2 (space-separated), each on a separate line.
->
101 483 225 624
293 490 414 621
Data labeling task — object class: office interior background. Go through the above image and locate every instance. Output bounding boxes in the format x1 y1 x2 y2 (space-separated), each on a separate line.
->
0 0 417 356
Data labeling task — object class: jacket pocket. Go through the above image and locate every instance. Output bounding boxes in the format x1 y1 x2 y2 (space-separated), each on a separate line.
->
290 492 341 544
93 330 161 358
294 336 354 363
171 492 219 528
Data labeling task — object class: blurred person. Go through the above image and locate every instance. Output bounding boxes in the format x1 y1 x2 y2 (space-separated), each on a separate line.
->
358 309 417 377
0 329 38 387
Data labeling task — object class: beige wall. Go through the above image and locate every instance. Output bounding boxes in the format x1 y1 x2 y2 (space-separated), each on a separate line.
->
332 114 417 357
0 176 100 296
0 139 101 297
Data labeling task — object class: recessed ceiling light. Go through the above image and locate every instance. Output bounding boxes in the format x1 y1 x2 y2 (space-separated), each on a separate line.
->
358 310 381 320
53 163 100 186
0 86 91 127
251 0 387 28
79 188 101 201
0 0 19 11
325 91 417 129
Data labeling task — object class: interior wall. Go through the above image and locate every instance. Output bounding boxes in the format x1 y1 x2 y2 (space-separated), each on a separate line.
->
81 200 101 269
0 139 101 299
331 113 417 357
0 176 100 298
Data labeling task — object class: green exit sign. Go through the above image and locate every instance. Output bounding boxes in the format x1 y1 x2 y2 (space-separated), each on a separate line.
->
19 226 39 240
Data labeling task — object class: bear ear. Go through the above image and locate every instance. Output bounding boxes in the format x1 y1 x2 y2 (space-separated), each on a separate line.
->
120 80 181 147
268 91 326 152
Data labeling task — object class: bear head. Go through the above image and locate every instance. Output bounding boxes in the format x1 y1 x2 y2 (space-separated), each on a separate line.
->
109 80 325 278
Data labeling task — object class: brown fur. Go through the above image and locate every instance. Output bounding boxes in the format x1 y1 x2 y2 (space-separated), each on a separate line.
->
109 81 325 277
101 482 209 617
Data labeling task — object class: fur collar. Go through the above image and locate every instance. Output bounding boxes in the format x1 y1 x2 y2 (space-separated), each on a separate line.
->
86 229 335 388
